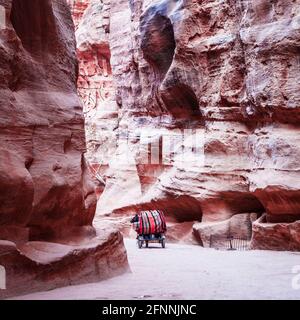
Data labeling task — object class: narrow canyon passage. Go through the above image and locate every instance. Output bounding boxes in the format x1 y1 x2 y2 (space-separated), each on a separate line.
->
13 238 300 300
1 0 300 300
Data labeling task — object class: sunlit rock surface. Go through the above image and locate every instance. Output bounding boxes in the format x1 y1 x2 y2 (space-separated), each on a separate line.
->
69 0 300 250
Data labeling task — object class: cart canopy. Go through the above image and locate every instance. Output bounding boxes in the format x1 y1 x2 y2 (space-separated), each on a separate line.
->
133 210 167 235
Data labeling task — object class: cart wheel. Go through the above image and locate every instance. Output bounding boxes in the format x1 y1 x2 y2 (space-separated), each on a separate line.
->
138 239 143 249
161 238 166 248
146 241 149 248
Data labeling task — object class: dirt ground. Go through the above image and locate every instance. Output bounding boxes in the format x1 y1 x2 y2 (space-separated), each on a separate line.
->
12 239 300 300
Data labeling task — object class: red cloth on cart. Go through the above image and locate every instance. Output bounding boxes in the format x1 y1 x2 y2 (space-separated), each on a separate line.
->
136 210 167 235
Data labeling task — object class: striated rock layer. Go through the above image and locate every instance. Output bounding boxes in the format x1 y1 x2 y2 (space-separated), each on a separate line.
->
0 228 128 299
69 0 300 250
251 214 300 251
0 0 129 298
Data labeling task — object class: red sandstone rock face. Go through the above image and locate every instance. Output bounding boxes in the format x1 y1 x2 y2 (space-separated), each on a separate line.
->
0 0 128 298
70 0 300 251
67 0 89 29
0 228 128 299
251 214 300 251
0 0 95 239
193 213 257 248
67 0 117 169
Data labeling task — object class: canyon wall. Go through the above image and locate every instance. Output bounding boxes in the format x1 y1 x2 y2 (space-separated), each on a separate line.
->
0 0 128 299
69 0 300 249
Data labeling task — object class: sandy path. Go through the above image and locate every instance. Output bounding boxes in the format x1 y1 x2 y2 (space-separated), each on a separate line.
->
12 239 300 300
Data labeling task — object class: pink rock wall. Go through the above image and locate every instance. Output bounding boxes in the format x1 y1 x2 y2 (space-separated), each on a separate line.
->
0 0 128 298
67 0 117 169
69 0 300 250
68 0 89 29
0 0 95 239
